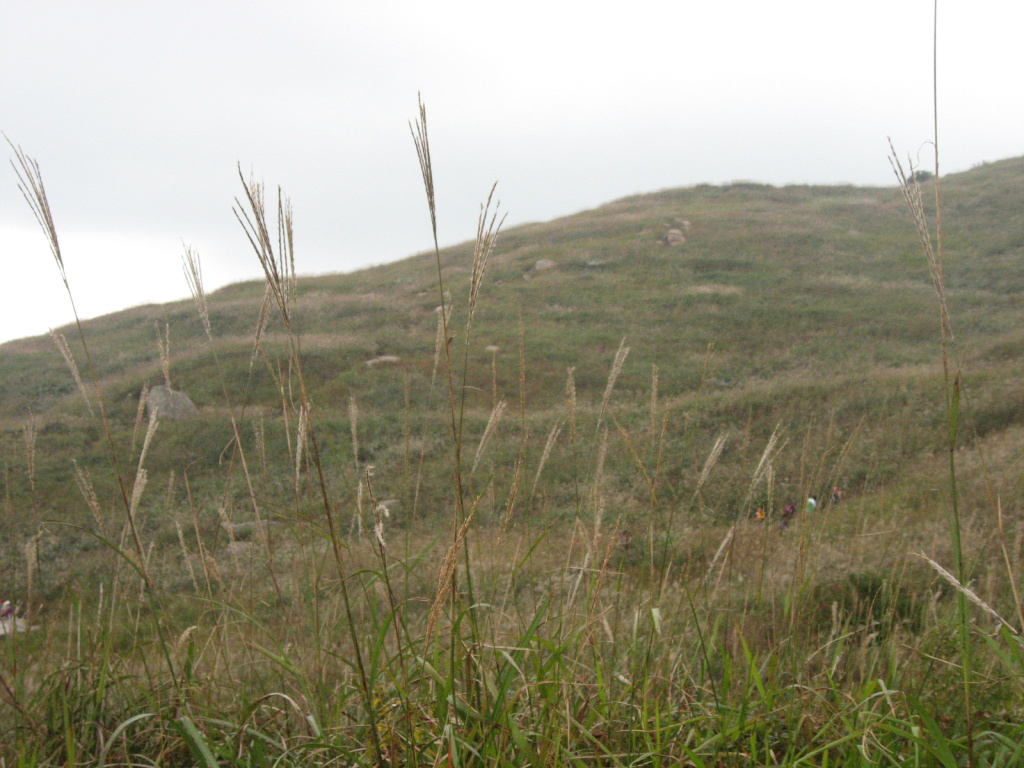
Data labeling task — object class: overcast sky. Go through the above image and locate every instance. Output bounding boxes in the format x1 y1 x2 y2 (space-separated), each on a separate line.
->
1 1 1021 345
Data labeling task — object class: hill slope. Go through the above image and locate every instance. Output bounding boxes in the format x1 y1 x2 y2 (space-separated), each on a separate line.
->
6 155 1024 763
1 156 1023 596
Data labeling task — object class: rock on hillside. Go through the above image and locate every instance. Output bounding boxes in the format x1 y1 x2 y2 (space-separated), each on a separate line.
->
146 385 198 420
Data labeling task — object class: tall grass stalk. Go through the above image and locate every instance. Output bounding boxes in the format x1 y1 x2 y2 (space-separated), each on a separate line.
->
411 98 512 729
889 3 975 763
8 141 152 587
233 172 387 765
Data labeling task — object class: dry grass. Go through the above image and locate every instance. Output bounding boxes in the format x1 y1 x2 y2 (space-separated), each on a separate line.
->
5 86 1024 763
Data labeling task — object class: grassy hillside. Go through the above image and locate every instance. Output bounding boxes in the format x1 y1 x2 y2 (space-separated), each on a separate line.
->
0 153 1023 764
4 159 1024 534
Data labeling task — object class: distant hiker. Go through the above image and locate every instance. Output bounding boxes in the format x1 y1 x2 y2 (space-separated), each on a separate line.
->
616 529 632 551
806 496 817 514
0 601 12 619
754 507 766 522
780 504 796 528
831 486 843 504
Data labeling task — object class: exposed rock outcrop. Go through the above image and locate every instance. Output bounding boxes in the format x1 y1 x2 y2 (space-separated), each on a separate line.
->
147 385 198 420
663 228 687 246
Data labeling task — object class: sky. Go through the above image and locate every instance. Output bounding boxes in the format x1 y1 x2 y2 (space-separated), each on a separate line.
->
1 1 1022 345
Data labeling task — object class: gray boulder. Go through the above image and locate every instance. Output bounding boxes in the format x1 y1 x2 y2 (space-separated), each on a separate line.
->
663 229 687 246
147 385 198 420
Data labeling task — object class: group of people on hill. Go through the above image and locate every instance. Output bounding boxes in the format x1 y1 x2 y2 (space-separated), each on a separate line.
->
753 486 843 527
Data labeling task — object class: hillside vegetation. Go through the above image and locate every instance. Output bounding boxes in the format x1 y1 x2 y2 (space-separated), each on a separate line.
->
0 151 1023 765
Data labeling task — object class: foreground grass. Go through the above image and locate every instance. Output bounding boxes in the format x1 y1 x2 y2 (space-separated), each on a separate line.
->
3 505 1024 766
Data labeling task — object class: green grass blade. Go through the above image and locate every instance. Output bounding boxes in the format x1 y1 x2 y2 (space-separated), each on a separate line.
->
176 717 220 768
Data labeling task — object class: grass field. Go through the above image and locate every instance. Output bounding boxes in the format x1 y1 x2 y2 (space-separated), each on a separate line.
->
0 129 1023 764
